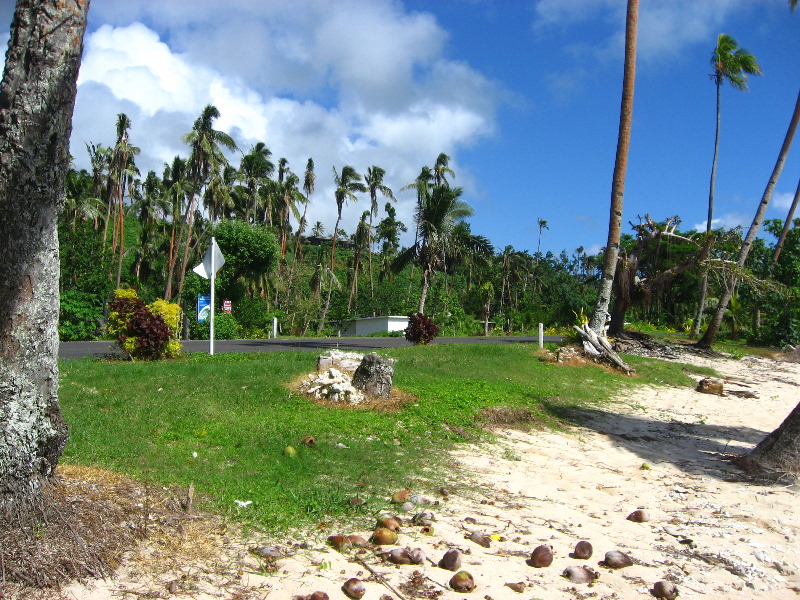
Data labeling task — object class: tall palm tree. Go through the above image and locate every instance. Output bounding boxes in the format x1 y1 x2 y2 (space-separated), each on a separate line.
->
692 33 760 336
588 0 638 336
772 178 800 263
363 166 395 305
163 156 189 300
433 152 455 188
288 158 316 290
176 104 238 302
330 165 366 268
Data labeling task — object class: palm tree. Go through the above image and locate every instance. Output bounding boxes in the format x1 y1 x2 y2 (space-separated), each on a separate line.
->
176 104 238 302
347 211 371 312
692 33 761 336
393 185 480 314
330 165 366 268
288 158 316 291
108 113 140 288
536 218 549 257
240 142 274 223
433 152 455 188
163 156 189 300
363 166 395 305
588 0 638 336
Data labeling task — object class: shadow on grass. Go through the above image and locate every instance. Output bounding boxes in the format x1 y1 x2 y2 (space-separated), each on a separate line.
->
540 400 766 483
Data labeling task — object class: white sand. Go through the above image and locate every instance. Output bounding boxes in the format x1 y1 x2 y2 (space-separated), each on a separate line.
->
60 352 800 600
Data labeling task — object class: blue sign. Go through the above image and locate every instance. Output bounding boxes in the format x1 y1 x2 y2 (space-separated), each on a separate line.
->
197 294 211 322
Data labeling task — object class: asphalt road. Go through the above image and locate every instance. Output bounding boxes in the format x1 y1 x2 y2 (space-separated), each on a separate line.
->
58 335 564 359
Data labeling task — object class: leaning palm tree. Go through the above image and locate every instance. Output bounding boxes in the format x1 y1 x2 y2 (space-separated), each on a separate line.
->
692 33 760 336
330 165 366 268
698 87 800 348
588 0 638 337
363 166 395 304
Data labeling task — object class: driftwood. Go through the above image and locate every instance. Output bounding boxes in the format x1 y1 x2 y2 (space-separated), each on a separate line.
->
573 324 634 375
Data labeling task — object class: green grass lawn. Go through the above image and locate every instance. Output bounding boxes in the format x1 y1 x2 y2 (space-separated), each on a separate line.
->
58 344 711 532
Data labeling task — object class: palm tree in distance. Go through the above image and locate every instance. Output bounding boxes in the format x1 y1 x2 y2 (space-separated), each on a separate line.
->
330 165 367 268
240 142 273 223
363 166 395 306
176 104 238 302
536 218 549 257
692 33 761 337
393 185 480 314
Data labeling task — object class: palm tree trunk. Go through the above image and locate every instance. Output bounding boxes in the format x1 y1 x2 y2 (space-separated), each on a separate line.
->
589 0 638 335
692 80 723 337
176 195 196 303
699 87 800 347
417 267 431 315
330 212 342 269
772 176 800 264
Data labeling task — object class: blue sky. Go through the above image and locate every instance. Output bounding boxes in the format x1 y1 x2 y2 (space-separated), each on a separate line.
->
2 0 799 257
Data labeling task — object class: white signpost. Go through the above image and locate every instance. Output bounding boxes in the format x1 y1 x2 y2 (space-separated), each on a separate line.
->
192 237 226 355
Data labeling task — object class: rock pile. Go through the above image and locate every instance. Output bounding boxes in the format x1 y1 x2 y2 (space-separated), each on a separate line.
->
300 368 366 405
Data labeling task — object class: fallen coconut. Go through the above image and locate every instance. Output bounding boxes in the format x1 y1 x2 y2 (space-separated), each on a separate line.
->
528 544 553 568
388 548 412 565
392 489 410 503
505 582 526 593
652 580 679 600
439 548 463 571
449 571 476 593
377 515 402 531
250 545 281 561
469 530 491 548
371 527 399 545
571 541 593 559
602 550 633 569
342 578 366 600
627 509 650 523
562 565 600 583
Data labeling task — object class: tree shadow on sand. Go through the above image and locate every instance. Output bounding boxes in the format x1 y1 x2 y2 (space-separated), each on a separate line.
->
541 400 776 484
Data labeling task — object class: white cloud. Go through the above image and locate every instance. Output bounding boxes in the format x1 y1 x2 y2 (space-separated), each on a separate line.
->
693 212 751 232
69 3 500 244
772 190 798 211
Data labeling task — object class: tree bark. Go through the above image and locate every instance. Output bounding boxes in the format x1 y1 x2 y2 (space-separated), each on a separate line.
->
0 0 90 509
698 87 800 348
772 176 800 264
739 400 800 478
589 0 638 335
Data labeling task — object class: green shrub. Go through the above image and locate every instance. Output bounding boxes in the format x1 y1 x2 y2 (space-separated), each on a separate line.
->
193 312 241 340
107 289 182 360
404 313 440 345
59 290 103 341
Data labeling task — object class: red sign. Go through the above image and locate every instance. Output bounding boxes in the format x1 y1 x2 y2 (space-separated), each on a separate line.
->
222 300 232 314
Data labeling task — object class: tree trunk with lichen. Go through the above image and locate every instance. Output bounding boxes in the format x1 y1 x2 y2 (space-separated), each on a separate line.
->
0 0 90 511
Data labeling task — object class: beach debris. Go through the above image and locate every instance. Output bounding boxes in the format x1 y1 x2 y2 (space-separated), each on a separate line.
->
652 580 679 599
250 545 281 561
697 377 724 395
412 510 435 526
505 582 526 593
602 550 633 569
528 544 554 567
348 496 366 507
283 445 297 457
387 547 426 565
572 541 593 559
439 549 463 571
562 565 600 583
420 524 434 535
342 578 366 599
302 435 316 447
327 535 368 551
449 571 476 592
627 509 650 522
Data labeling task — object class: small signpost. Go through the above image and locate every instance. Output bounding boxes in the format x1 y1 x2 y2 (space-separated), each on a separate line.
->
192 237 226 355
